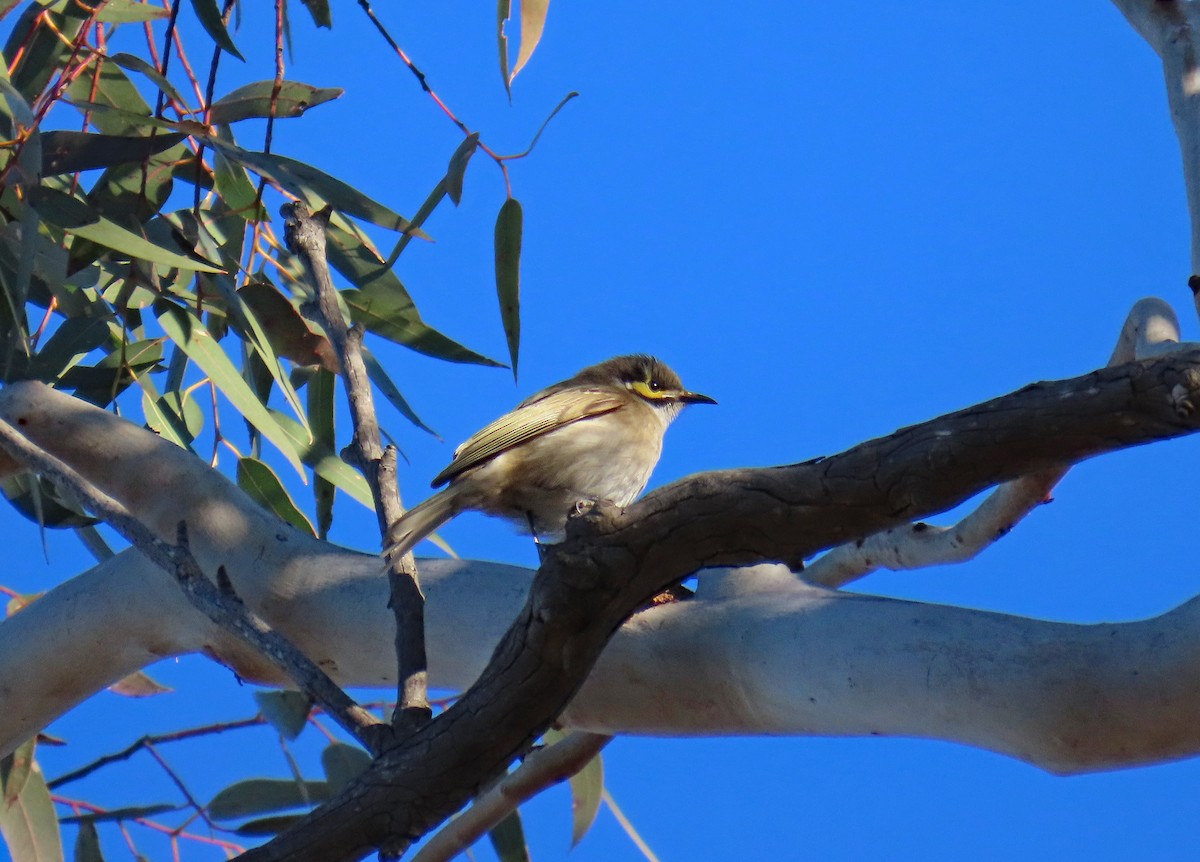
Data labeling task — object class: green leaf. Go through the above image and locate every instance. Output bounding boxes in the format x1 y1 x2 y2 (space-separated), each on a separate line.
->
156 301 307 478
1 738 34 799
32 187 222 273
306 368 336 539
208 779 330 820
62 338 165 407
108 52 188 106
187 0 245 61
39 130 186 176
329 225 501 367
209 81 342 124
268 410 373 508
5 3 88 102
445 133 480 206
58 804 179 825
253 690 312 740
0 744 64 862
237 457 316 535
233 814 307 836
72 820 104 862
64 60 154 136
361 347 437 437
511 0 551 83
89 0 169 23
213 143 424 234
237 280 335 371
567 745 603 845
488 810 530 862
298 0 332 28
27 315 114 381
320 743 371 794
2 473 97 529
542 728 604 846
494 197 523 378
497 0 512 99
107 670 172 698
140 383 204 450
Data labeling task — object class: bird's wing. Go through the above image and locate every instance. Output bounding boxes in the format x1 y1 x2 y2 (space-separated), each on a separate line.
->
431 386 625 486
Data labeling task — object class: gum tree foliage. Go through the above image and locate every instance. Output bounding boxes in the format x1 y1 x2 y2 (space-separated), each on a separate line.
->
5 2 1200 862
0 1 564 859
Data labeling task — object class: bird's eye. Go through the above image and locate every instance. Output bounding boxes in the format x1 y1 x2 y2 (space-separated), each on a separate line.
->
648 378 662 392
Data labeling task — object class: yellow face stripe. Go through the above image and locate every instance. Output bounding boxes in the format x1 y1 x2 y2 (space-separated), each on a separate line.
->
629 379 670 400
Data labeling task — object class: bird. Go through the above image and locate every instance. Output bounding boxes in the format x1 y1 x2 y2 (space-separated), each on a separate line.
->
384 354 715 561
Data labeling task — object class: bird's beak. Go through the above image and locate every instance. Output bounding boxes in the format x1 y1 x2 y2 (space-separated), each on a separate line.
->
678 390 717 405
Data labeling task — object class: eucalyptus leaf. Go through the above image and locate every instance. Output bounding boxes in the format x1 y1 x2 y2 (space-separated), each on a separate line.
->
237 457 316 535
494 197 523 378
156 301 306 478
489 810 530 862
187 0 245 60
208 779 330 820
209 81 343 124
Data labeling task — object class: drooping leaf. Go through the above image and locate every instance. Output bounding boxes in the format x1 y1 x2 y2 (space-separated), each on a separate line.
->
27 315 114 381
39 130 186 176
306 368 336 538
187 0 245 61
0 742 63 862
488 810 530 862
544 729 604 847
64 59 154 136
268 410 372 508
237 457 316 535
361 347 437 437
73 526 114 563
321 743 371 794
1 738 34 800
209 81 342 124
213 143 425 234
510 0 551 83
107 52 188 106
445 133 480 206
156 301 307 477
140 383 204 450
208 779 330 821
32 187 222 273
72 819 104 862
238 281 336 371
2 473 98 529
496 0 512 99
107 670 172 698
253 690 312 740
298 0 332 28
212 144 263 219
494 197 523 378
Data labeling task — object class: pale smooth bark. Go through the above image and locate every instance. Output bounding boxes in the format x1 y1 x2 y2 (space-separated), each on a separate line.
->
3 371 1200 777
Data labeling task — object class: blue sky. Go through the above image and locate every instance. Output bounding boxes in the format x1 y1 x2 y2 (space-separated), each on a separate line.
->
7 2 1200 860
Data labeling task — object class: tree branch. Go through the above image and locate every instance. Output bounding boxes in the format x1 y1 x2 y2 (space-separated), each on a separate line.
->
281 201 430 730
807 296 1193 587
411 731 611 862
0 415 382 749
237 350 1200 860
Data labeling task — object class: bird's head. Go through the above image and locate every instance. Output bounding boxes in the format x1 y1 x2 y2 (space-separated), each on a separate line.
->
576 354 716 415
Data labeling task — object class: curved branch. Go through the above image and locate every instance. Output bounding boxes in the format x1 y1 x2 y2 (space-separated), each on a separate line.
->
5 346 1200 857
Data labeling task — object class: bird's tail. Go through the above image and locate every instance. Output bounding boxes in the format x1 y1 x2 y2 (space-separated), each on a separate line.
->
384 486 462 562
